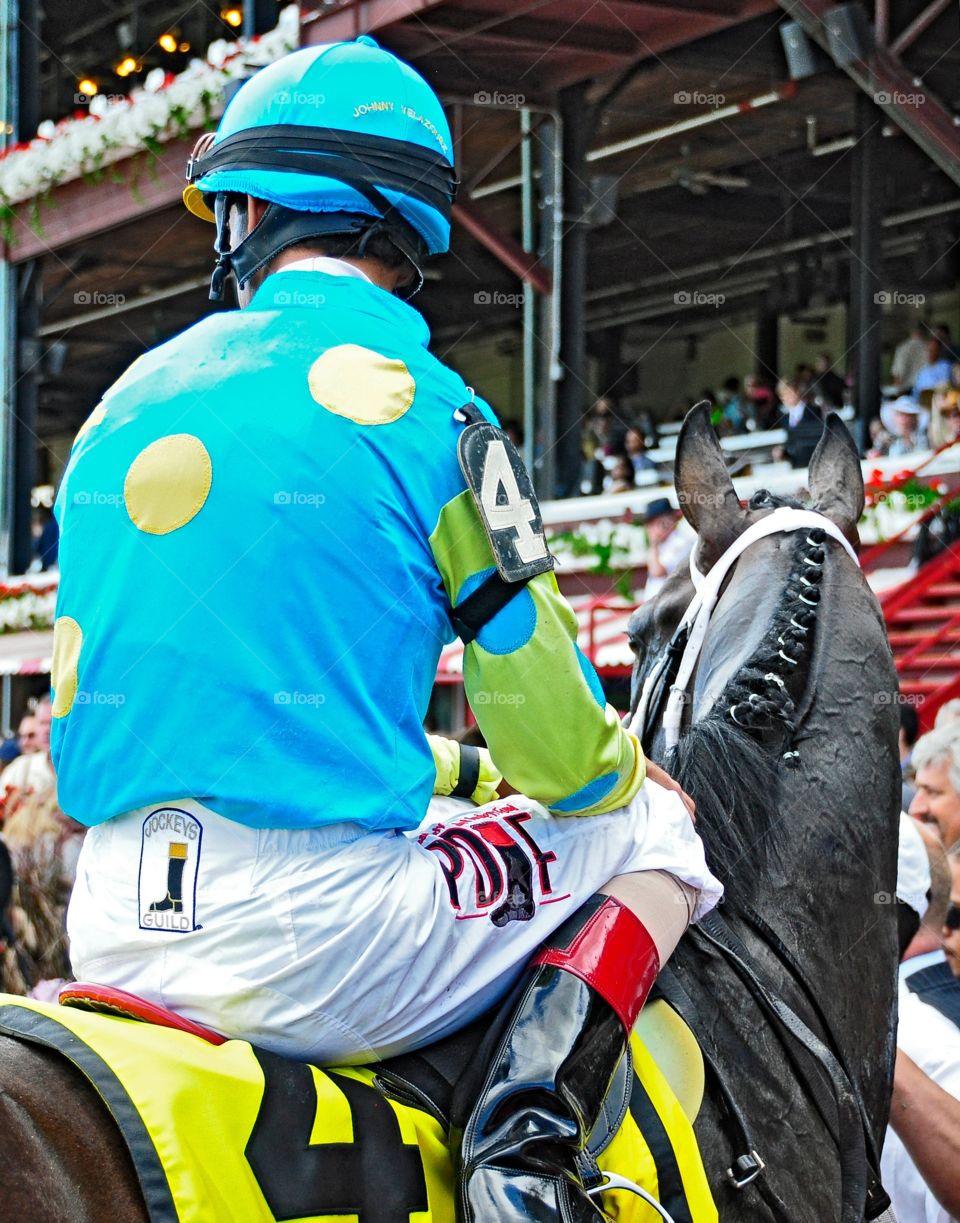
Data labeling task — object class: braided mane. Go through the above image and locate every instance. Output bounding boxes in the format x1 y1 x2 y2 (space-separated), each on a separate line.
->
662 499 827 898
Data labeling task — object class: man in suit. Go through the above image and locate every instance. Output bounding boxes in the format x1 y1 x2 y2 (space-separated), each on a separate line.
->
772 377 824 469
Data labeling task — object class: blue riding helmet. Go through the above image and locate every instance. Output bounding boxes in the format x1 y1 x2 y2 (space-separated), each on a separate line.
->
184 37 457 297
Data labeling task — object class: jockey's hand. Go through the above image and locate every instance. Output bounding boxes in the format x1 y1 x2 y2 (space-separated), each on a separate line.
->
429 735 503 805
644 760 696 822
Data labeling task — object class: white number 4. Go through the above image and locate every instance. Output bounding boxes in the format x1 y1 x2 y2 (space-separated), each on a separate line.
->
479 439 548 564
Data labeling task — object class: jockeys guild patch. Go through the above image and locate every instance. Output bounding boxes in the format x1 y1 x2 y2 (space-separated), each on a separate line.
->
138 807 202 933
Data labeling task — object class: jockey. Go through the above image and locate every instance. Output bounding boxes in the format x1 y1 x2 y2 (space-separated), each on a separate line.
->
53 39 722 1222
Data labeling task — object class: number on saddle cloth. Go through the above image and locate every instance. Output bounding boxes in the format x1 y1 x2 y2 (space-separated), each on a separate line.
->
0 994 716 1222
452 404 554 644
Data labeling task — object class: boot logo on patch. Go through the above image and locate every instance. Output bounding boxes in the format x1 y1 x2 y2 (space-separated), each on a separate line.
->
138 807 202 933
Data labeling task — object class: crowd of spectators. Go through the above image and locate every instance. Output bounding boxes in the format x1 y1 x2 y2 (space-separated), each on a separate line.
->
0 692 83 998
577 354 850 495
573 321 960 499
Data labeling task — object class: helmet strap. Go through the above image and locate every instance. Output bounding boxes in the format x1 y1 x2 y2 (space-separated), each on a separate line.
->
210 193 245 302
209 191 426 302
356 218 424 298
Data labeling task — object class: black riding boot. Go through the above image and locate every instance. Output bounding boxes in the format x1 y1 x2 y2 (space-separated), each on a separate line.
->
456 894 661 1223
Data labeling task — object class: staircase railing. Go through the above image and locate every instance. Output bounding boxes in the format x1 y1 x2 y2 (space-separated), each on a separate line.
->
895 605 960 674
879 541 960 616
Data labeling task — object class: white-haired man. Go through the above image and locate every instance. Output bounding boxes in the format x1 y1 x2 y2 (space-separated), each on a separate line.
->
910 724 960 853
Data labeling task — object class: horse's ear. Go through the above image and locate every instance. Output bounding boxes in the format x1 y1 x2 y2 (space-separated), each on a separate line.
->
807 412 864 544
675 402 743 564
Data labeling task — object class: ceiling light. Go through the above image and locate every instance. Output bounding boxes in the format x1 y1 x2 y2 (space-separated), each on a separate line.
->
178 41 191 52
115 55 139 77
158 32 178 53
220 7 243 28
77 78 98 98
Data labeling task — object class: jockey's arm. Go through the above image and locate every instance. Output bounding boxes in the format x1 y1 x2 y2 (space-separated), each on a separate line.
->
429 490 645 816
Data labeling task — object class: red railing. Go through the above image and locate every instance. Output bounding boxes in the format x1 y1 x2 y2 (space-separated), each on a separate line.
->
583 599 635 674
879 541 960 615
895 605 960 674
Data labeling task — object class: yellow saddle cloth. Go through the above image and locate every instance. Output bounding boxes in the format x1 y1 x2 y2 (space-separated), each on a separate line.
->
0 995 716 1222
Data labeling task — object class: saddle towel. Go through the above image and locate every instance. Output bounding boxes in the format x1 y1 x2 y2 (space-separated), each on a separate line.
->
68 785 722 1064
0 994 718 1222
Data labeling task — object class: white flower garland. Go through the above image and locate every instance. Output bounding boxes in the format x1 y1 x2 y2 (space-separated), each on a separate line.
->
0 584 58 634
0 6 300 209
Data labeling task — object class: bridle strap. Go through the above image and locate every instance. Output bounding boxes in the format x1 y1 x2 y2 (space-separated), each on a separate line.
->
661 509 858 750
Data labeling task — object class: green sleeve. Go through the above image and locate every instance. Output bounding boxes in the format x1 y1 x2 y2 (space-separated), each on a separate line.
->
429 490 644 815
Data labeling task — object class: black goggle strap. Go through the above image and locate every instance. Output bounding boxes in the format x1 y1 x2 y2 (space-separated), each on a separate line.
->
188 126 458 216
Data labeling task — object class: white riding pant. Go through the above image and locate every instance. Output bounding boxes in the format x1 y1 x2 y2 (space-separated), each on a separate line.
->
67 783 723 1063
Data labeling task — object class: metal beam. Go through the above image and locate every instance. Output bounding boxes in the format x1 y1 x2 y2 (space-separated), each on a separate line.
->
777 0 960 187
889 0 953 55
38 275 210 335
849 90 882 452
554 81 590 500
7 0 41 576
451 201 552 295
299 0 450 44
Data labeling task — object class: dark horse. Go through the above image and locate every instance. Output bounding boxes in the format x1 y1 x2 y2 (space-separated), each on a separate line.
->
0 406 899 1221
627 406 900 1220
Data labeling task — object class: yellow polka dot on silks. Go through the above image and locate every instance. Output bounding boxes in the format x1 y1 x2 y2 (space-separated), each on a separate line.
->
307 344 416 425
73 402 106 447
124 434 212 536
51 616 83 718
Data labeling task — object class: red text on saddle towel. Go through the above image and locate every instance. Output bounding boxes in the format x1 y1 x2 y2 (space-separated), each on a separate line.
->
532 897 660 1031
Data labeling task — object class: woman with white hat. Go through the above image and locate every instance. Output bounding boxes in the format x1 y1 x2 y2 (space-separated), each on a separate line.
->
882 396 930 457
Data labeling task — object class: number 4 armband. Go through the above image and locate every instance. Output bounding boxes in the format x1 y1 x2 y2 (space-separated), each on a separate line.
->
452 403 554 645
